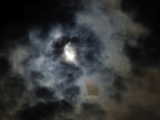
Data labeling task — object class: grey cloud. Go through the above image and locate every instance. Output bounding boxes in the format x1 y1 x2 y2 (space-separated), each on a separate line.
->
122 105 160 120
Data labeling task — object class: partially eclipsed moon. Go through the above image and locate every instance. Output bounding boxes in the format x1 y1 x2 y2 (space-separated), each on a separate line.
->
64 42 76 61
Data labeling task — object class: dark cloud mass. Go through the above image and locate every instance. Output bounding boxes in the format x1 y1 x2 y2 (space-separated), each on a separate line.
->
0 0 160 120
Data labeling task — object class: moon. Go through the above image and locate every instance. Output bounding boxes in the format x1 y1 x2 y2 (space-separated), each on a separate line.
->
64 42 76 61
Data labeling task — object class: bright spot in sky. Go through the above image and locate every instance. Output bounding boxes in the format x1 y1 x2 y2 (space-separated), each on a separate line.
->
54 32 62 39
64 42 76 62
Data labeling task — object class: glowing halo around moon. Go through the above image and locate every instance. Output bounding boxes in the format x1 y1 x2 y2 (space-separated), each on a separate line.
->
64 42 76 63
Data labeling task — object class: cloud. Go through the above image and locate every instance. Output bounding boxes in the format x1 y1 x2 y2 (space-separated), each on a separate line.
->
0 0 160 120
18 100 73 120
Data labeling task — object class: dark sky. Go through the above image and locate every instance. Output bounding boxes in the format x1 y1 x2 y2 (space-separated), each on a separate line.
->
0 0 160 120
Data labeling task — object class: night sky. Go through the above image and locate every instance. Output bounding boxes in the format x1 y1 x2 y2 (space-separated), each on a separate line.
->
0 0 160 120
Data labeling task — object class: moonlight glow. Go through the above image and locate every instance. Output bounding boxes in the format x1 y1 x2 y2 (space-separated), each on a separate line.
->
64 42 76 62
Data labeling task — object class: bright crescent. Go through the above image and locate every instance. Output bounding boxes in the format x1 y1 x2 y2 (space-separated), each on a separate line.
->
64 42 75 59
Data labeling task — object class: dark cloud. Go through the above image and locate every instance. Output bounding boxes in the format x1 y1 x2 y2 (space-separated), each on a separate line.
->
81 102 106 120
0 57 10 75
62 86 80 103
112 76 127 91
122 105 160 120
18 100 73 120
108 75 127 103
122 0 160 73
54 61 82 81
0 75 28 119
124 35 160 74
35 87 55 100
29 71 45 84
